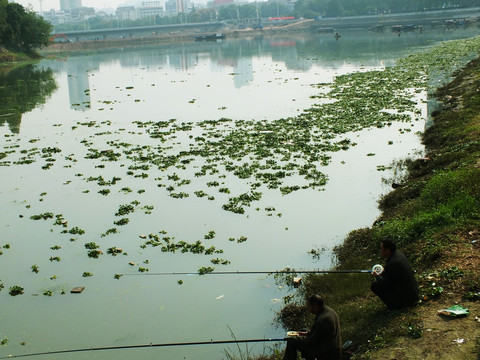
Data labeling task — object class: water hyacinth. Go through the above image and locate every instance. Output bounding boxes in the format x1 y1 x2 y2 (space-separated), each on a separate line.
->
1 34 479 298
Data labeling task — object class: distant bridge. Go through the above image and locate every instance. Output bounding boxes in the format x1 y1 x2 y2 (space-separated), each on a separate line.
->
54 22 225 42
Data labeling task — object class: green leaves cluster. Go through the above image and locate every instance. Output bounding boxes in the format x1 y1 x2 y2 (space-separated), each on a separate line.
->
0 0 52 53
141 232 223 256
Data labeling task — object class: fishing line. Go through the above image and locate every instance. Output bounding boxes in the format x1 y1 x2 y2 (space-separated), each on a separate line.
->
123 265 384 276
1 266 385 358
0 338 286 359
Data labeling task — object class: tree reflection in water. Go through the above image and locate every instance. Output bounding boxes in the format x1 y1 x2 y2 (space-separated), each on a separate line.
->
0 65 57 134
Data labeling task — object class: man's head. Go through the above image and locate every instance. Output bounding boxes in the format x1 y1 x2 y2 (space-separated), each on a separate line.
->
306 294 325 315
380 239 396 259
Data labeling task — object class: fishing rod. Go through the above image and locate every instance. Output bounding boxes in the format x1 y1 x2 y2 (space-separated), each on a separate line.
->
123 265 384 276
0 338 286 359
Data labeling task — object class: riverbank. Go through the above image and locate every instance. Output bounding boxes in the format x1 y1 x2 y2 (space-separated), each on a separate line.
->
271 51 480 359
0 47 26 65
350 55 480 359
39 20 314 55
0 46 41 68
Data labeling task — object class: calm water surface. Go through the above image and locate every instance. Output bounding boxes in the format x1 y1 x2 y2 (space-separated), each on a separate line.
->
1 28 478 359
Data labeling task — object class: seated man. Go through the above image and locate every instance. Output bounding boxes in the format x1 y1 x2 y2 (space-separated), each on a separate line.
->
283 294 342 360
371 239 419 310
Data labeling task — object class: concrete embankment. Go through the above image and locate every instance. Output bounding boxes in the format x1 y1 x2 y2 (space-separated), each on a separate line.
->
312 7 480 30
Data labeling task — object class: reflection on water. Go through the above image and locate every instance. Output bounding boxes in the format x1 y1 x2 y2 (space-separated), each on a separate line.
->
40 27 480 117
67 60 94 111
0 65 57 133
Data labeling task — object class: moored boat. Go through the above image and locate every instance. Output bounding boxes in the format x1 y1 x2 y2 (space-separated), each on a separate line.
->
194 33 226 41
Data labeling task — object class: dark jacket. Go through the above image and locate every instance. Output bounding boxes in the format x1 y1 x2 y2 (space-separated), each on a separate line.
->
371 251 419 309
300 306 342 360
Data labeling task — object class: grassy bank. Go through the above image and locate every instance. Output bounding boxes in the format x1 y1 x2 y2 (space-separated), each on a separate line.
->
0 46 40 68
318 51 480 357
242 38 480 360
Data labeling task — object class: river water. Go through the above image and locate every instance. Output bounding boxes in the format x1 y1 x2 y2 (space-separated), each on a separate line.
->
0 27 479 359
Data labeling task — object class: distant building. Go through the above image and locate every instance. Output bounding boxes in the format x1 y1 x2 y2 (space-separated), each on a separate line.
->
95 11 111 18
41 9 70 25
165 0 178 15
208 0 247 8
70 7 95 19
116 6 137 21
60 0 82 11
141 1 162 7
212 0 234 6
177 0 191 13
138 1 164 18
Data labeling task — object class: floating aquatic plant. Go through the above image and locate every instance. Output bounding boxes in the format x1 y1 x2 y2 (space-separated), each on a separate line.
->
211 258 231 265
30 212 54 220
84 242 102 258
107 247 123 256
194 190 208 198
3 35 480 291
237 236 247 243
198 266 214 275
204 231 215 240
114 218 129 226
142 205 154 214
53 214 68 227
101 228 118 237
85 242 98 250
170 192 189 199
63 226 85 235
87 250 102 258
115 203 135 216
9 286 24 296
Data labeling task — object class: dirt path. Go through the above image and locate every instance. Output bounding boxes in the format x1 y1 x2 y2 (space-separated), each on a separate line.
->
371 301 480 360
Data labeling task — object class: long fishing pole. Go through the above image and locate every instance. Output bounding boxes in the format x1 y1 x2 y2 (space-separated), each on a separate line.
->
123 265 384 276
0 338 286 359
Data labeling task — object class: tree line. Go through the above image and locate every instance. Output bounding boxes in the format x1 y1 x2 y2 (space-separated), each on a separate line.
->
0 0 52 54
